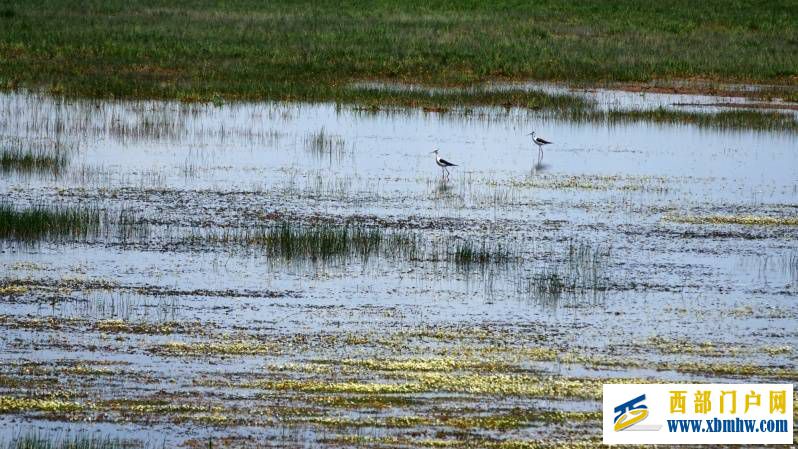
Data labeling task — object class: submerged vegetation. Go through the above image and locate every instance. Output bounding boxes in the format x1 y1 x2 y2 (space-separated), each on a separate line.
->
197 221 419 263
521 241 611 299
665 214 798 226
4 434 127 449
0 139 70 175
0 203 148 242
304 128 346 158
0 203 101 242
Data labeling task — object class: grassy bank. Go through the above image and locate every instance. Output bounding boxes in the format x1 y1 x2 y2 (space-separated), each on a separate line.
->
0 0 796 104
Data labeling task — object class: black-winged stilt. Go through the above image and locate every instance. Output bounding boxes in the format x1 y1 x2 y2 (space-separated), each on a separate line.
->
431 149 457 178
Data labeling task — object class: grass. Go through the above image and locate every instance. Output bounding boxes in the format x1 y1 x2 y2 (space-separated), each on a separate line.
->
522 241 611 299
0 203 149 243
197 221 420 263
4 435 129 449
0 0 795 103
453 240 513 268
304 128 345 158
0 139 69 175
0 203 101 242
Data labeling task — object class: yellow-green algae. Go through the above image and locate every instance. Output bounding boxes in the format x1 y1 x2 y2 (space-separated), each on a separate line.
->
95 319 205 335
0 396 83 413
335 357 514 372
309 394 417 409
0 284 28 295
303 409 601 431
101 398 223 414
249 371 638 400
665 215 798 226
445 409 601 430
151 340 277 356
326 435 605 449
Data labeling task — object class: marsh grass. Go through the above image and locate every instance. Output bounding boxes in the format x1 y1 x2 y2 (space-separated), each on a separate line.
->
0 139 70 175
4 434 130 449
592 108 798 133
0 204 101 242
453 240 514 268
197 221 419 263
0 204 149 243
521 241 611 300
304 128 345 160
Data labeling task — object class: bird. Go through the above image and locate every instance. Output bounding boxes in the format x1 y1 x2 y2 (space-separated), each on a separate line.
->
528 131 552 157
431 149 457 178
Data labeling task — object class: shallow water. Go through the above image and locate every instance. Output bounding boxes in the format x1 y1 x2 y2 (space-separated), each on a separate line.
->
0 91 796 447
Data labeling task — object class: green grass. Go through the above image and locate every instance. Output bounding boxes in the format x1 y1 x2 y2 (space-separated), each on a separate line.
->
4 434 128 449
0 204 102 242
521 241 611 299
198 221 420 263
0 0 795 104
0 204 149 242
304 128 345 157
0 139 69 175
453 240 513 268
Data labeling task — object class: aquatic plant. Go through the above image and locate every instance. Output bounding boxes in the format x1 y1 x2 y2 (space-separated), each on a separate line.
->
0 396 83 413
665 214 798 226
4 434 125 449
0 203 149 243
0 203 101 242
453 240 513 268
304 128 345 158
0 140 69 175
196 221 420 263
521 240 611 300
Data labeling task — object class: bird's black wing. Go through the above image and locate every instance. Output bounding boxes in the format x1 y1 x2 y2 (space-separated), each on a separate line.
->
439 158 457 167
535 137 552 144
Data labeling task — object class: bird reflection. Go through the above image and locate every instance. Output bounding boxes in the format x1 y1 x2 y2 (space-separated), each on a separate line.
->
532 153 549 174
434 178 452 195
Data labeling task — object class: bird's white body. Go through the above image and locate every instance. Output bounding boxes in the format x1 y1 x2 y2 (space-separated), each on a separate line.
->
529 131 552 156
431 149 456 178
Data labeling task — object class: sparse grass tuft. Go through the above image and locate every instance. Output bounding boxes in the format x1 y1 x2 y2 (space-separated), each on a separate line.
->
304 128 345 158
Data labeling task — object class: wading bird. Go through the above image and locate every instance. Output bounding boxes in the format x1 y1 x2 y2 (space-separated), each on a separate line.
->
431 149 457 179
529 131 552 158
